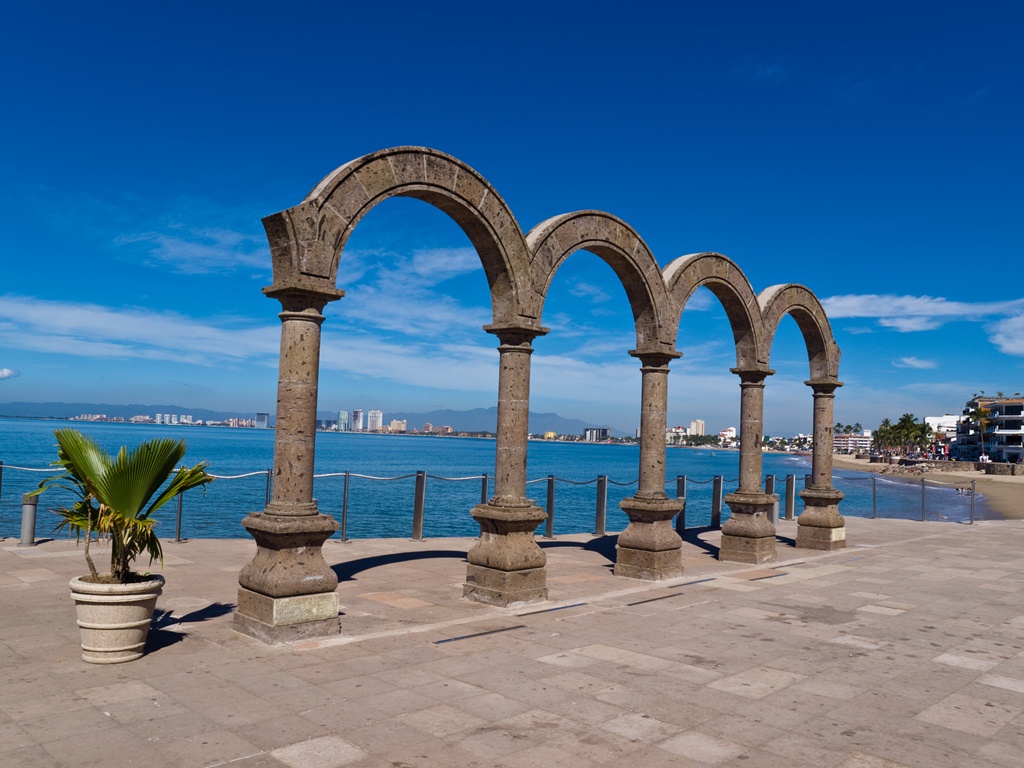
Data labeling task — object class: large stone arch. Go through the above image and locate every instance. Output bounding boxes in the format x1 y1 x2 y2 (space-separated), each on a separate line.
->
261 146 532 327
236 148 552 642
663 253 776 563
758 283 845 551
526 211 682 580
662 252 764 369
525 211 674 354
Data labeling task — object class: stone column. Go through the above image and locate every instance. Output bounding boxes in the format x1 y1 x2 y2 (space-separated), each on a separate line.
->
798 380 846 550
235 288 343 643
720 368 779 564
615 352 684 580
464 325 549 606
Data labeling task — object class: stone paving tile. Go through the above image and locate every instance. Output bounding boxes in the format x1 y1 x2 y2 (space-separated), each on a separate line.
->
5 520 1024 766
271 735 367 768
657 730 748 764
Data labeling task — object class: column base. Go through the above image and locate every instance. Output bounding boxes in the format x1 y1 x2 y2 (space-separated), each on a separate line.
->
797 486 846 551
614 496 684 581
234 587 340 644
719 492 777 564
464 502 548 606
463 564 547 606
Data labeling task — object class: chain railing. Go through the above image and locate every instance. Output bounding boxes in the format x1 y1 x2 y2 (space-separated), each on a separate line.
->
0 459 987 544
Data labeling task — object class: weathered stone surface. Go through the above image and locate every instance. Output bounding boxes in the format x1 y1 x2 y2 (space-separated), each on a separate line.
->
616 497 684 580
237 513 339 597
463 564 547 606
720 492 778 564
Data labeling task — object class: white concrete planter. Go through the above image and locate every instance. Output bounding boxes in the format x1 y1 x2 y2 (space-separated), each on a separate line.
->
69 574 164 664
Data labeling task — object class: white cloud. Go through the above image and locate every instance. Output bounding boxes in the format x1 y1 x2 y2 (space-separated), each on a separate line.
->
988 314 1024 356
893 357 937 370
0 367 18 379
878 316 944 332
569 281 611 303
823 294 1024 358
0 295 278 364
822 294 1024 322
116 225 268 275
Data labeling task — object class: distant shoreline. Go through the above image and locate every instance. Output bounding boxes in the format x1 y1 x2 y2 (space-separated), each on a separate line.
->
832 455 1023 521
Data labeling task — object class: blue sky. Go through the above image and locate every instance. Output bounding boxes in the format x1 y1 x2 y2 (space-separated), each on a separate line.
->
1 2 1022 436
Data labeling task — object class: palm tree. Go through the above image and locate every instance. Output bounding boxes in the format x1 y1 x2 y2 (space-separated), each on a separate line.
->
36 429 213 582
873 418 893 453
968 404 992 460
895 413 918 456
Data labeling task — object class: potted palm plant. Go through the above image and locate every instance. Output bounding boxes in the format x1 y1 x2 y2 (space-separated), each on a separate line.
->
34 428 213 664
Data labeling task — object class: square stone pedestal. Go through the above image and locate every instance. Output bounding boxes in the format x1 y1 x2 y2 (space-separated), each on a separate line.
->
719 533 777 564
463 564 546 607
614 546 683 581
234 587 340 644
797 524 846 550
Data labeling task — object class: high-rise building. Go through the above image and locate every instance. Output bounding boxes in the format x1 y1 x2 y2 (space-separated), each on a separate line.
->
367 410 383 432
352 409 365 432
389 419 407 432
337 410 350 431
689 419 705 436
155 413 163 424
255 413 269 429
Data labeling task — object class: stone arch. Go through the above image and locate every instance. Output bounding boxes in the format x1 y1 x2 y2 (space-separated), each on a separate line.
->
758 284 841 382
525 211 673 353
662 253 763 369
261 146 532 327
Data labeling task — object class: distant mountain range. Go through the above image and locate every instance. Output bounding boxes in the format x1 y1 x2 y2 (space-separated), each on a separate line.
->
0 402 628 437
379 407 627 438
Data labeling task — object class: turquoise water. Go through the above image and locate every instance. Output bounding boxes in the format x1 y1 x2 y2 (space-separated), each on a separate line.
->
0 418 992 540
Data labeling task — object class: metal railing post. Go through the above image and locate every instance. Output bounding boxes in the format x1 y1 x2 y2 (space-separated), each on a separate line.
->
174 491 183 543
765 475 778 524
480 473 489 505
341 471 350 541
19 493 38 547
969 479 975 524
785 474 796 520
675 474 687 534
872 475 877 518
595 475 607 536
921 478 926 521
711 475 723 529
412 471 426 541
545 474 555 538
265 468 273 506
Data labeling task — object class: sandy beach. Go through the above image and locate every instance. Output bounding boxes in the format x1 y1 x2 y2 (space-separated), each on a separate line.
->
832 454 1024 520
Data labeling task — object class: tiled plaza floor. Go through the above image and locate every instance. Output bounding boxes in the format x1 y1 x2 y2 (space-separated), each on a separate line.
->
2 516 1023 767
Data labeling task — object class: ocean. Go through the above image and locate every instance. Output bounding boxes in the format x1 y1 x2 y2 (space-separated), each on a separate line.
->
0 418 993 541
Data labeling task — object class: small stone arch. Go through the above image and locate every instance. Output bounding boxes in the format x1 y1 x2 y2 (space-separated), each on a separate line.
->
261 146 532 327
758 283 840 382
525 211 673 353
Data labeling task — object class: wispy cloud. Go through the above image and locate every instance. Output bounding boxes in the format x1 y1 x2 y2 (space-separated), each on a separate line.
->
568 281 611 303
115 225 267 275
823 294 1024 355
0 367 18 379
893 356 937 369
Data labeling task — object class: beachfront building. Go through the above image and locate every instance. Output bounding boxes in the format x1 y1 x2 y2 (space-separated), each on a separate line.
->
834 430 872 454
956 395 1024 463
352 409 364 432
584 427 610 442
689 419 705 436
389 419 406 432
367 409 383 432
255 412 269 429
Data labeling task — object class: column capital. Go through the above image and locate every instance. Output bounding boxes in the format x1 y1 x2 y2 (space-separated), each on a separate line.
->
484 323 549 347
806 380 844 396
264 285 345 313
731 367 775 387
629 348 681 370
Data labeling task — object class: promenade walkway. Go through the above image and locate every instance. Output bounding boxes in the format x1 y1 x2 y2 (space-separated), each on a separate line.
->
2 517 1023 767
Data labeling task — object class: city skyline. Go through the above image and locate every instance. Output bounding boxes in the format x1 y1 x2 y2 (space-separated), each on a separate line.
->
1 4 1021 436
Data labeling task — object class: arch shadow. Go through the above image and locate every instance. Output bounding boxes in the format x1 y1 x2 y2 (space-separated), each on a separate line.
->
330 549 468 582
538 534 619 565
